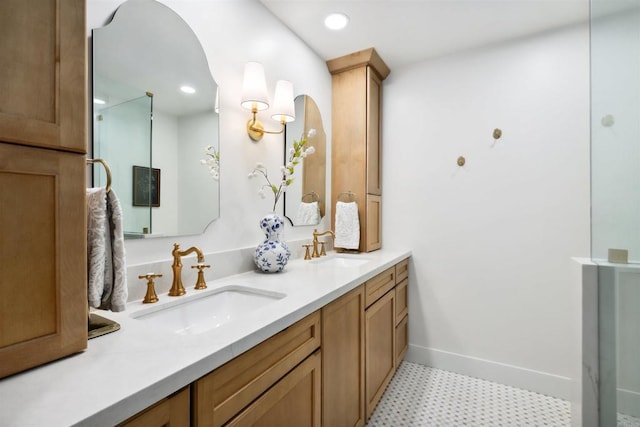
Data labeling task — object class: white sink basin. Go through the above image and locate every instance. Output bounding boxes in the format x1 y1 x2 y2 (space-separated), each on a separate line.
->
131 285 286 335
312 255 371 268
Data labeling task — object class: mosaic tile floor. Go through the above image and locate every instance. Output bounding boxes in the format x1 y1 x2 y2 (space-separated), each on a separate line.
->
367 361 640 427
366 361 570 426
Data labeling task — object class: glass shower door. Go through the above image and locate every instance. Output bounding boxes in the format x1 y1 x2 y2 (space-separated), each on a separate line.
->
590 1 640 425
93 94 153 236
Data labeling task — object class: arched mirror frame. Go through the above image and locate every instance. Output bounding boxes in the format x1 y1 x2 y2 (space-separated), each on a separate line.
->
91 0 220 239
284 95 327 226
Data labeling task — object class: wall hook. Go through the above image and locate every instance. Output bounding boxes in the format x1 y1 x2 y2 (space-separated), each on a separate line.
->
457 156 466 167
493 128 502 140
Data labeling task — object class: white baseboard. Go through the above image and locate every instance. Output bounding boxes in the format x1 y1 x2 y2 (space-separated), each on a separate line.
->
618 387 640 418
406 344 572 400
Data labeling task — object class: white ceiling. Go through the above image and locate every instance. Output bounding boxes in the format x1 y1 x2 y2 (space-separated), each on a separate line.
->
259 0 591 70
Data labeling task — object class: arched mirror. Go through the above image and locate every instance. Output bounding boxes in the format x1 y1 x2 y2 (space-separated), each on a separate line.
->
92 0 220 239
284 95 326 226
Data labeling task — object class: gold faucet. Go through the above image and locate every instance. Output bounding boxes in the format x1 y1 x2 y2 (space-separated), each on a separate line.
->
312 229 335 258
170 243 204 296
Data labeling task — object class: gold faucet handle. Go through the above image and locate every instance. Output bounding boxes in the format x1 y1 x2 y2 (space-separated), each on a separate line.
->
191 263 210 290
138 273 163 304
303 244 312 260
319 241 327 256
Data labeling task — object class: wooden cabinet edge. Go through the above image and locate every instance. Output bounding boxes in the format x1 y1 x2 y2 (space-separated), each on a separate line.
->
326 48 390 80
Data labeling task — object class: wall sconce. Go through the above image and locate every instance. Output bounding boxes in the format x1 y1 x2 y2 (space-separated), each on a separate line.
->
241 61 295 141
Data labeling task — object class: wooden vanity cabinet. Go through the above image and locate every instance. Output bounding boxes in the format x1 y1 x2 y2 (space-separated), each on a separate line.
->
0 0 87 380
117 259 408 427
118 387 190 427
193 311 321 427
322 286 366 427
327 48 389 253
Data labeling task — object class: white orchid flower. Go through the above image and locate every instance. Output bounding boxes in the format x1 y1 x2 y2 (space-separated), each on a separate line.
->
305 146 315 155
307 128 316 138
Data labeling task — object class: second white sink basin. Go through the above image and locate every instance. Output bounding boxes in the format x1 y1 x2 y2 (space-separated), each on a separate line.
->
131 285 286 335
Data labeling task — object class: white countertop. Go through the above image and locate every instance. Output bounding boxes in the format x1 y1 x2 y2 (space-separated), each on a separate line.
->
0 249 410 427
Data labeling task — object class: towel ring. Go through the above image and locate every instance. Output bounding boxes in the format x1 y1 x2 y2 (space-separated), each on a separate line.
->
337 191 357 203
87 158 112 193
302 191 319 203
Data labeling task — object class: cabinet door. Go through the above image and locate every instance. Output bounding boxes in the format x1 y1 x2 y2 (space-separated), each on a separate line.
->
395 315 409 367
365 289 395 420
365 194 382 252
226 351 322 427
366 67 382 196
322 286 365 427
118 387 190 427
0 143 87 379
0 0 86 152
395 278 408 325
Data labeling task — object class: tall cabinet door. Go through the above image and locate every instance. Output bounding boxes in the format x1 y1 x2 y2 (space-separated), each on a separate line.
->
365 289 396 420
0 143 87 378
322 286 366 427
0 0 86 153
0 0 87 379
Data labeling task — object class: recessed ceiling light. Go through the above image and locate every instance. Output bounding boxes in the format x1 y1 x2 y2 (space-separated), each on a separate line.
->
324 13 349 30
93 97 106 105
180 85 196 94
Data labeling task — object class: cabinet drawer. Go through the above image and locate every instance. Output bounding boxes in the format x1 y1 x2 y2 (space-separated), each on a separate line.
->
365 267 395 308
395 315 408 367
118 387 190 427
395 258 409 283
395 278 408 326
227 351 322 427
193 311 321 427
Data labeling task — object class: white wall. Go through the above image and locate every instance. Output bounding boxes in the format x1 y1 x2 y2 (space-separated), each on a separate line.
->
89 0 593 399
88 0 333 265
382 24 591 398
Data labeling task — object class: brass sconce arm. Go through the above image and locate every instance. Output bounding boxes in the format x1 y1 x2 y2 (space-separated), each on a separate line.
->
246 104 286 141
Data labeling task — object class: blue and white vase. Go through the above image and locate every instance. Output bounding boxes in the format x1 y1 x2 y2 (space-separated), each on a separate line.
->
254 213 291 273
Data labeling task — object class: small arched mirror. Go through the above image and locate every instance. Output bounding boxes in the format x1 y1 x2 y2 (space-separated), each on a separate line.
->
92 0 220 239
284 95 326 226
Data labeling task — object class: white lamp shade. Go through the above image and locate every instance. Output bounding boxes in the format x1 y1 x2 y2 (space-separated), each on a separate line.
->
271 80 295 123
241 62 269 111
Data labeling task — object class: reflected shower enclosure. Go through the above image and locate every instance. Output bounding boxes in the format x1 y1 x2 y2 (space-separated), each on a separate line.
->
590 1 640 425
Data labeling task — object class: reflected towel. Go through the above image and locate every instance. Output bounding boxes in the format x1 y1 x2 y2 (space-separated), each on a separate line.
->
295 201 320 226
334 201 360 250
87 188 127 312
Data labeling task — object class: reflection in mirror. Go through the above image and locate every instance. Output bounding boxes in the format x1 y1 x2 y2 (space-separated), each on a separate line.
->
92 0 220 239
284 95 326 226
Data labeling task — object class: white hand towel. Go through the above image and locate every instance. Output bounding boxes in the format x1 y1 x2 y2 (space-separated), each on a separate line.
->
295 201 320 226
334 201 360 250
